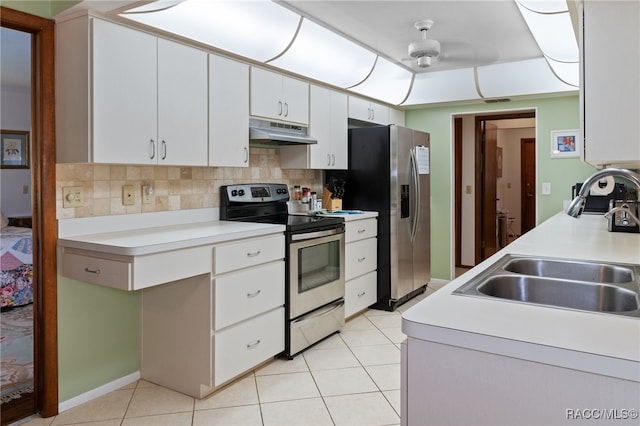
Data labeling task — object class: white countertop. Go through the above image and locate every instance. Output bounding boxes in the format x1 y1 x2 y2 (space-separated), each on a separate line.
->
58 209 285 256
402 212 640 381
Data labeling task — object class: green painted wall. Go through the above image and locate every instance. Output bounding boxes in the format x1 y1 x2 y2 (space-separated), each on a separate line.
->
406 94 597 280
57 276 140 402
0 0 80 18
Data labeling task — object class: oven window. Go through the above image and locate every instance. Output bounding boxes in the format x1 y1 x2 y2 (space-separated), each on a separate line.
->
298 239 341 293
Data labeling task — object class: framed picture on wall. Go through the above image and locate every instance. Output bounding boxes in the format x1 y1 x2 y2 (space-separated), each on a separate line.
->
550 129 580 158
0 130 30 169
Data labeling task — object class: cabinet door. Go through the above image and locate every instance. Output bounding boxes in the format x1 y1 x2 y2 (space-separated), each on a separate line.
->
582 1 640 167
369 100 389 125
308 85 332 169
282 75 309 125
209 55 250 167
348 96 373 122
329 90 348 169
157 39 208 166
92 19 157 164
250 68 284 121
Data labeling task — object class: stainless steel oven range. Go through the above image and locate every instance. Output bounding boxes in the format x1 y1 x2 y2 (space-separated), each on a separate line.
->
220 183 345 358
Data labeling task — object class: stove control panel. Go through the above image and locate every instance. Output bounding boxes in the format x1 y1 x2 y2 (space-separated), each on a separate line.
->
222 183 289 203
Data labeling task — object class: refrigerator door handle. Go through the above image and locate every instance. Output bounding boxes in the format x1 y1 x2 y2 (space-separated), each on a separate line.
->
410 147 421 242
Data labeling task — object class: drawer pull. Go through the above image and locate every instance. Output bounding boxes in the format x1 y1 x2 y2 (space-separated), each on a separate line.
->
357 291 367 297
84 267 101 274
246 250 261 257
246 340 261 350
357 229 366 234
246 290 261 298
357 257 366 262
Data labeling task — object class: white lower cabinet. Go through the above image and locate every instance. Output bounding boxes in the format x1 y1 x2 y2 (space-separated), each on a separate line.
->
141 234 285 398
344 217 378 318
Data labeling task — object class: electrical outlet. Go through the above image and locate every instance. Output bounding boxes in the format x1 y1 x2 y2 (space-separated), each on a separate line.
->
22 184 29 194
465 185 472 194
142 185 153 204
62 186 84 208
122 185 135 206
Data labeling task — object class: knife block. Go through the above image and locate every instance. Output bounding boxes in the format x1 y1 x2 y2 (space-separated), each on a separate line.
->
322 188 342 211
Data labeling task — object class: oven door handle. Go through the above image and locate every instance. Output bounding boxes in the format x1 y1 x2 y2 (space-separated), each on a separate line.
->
292 300 344 323
290 227 344 241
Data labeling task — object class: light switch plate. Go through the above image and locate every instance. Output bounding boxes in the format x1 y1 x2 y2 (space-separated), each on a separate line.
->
542 182 551 195
122 185 135 206
62 186 84 208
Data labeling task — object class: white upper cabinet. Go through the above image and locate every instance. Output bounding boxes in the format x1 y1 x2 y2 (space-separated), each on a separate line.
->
209 55 250 167
281 85 348 169
581 1 640 168
348 95 389 125
388 108 405 126
56 16 208 165
250 67 309 125
309 86 348 169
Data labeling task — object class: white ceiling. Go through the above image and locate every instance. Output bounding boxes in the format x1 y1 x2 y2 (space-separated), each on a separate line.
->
279 0 543 74
3 0 578 107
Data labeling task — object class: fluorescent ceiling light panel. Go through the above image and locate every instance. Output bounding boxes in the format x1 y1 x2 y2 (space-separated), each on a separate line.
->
269 18 376 88
477 57 576 98
516 2 578 62
347 57 413 105
545 57 579 87
401 68 480 106
121 0 300 62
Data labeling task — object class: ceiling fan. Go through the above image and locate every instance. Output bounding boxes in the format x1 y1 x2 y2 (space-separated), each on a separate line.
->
405 19 500 71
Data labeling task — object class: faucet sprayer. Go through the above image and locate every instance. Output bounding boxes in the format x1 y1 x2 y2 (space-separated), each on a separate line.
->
566 168 640 218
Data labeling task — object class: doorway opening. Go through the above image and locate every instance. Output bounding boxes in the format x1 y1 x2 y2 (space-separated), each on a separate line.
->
454 110 536 277
1 6 58 424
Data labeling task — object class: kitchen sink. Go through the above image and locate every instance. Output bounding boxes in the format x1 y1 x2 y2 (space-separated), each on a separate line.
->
502 257 634 283
453 255 640 318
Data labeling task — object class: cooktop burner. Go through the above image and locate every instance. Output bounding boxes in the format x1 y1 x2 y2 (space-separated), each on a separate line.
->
220 183 344 233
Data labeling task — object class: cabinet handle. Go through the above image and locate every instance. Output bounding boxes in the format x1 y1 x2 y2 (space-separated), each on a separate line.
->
357 257 366 262
246 340 261 349
246 289 261 298
278 101 283 116
331 154 335 166
357 229 366 234
246 250 261 257
161 140 167 160
284 102 289 117
327 154 331 166
371 108 375 120
150 139 156 160
84 267 101 274
244 147 249 163
357 291 366 297
368 108 372 120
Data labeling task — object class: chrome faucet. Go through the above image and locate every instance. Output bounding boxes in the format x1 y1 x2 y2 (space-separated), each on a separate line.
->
566 168 640 218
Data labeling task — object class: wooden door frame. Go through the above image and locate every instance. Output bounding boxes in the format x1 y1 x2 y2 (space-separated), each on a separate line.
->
520 138 536 234
472 111 535 264
454 117 463 267
1 7 58 418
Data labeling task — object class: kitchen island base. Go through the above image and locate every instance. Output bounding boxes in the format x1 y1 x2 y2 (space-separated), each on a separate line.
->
401 338 640 426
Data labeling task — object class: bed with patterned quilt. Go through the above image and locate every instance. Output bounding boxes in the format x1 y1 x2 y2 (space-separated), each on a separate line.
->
1 225 33 309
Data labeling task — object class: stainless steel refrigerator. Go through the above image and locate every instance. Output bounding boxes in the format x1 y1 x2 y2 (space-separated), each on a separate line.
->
328 125 431 311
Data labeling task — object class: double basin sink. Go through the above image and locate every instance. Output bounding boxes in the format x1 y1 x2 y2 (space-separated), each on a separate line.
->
453 255 640 318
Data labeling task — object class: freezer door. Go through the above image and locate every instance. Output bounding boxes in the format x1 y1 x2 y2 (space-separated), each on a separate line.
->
391 125 415 300
411 130 431 290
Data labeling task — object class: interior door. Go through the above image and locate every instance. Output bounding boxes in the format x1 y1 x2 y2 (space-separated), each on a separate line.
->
521 138 536 234
481 122 498 260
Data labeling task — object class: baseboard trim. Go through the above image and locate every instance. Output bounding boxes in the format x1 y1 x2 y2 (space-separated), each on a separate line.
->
58 371 140 413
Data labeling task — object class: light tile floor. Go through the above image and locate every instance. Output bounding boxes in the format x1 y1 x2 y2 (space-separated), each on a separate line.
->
15 284 443 426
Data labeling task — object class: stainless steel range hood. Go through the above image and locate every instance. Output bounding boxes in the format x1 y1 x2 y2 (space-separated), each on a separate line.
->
249 118 317 146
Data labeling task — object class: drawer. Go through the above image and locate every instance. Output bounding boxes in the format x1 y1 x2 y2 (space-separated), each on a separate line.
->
213 307 284 386
61 251 132 290
61 245 213 291
345 218 377 243
213 261 285 329
345 238 377 281
214 234 284 274
345 271 377 318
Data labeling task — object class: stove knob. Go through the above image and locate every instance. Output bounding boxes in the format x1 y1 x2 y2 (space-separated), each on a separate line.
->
231 189 238 197
238 189 245 196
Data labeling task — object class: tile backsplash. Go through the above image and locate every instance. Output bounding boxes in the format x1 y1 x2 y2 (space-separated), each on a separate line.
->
56 148 322 219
